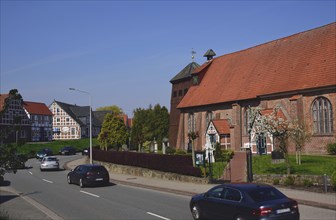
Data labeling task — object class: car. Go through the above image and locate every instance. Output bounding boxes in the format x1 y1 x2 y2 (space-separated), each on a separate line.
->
67 164 109 188
59 146 77 155
82 147 90 156
36 148 53 160
189 183 299 220
40 156 59 171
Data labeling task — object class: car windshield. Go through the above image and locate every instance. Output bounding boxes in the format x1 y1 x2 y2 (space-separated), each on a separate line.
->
247 187 286 202
46 157 57 161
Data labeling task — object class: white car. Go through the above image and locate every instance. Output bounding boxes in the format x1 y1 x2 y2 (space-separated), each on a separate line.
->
40 156 59 171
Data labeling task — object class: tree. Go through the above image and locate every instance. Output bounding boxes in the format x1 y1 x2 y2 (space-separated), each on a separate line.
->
130 104 169 151
253 106 296 175
290 121 311 165
97 113 129 151
188 131 199 167
0 89 27 177
96 105 124 116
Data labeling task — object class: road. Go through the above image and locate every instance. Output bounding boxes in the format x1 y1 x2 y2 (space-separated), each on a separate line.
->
2 155 336 220
3 155 192 220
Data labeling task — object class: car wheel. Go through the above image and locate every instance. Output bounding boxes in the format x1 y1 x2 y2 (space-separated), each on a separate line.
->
235 215 245 220
79 178 84 188
191 203 202 220
67 175 72 184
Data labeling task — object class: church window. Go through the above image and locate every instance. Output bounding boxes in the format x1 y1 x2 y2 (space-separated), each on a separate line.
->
312 97 333 134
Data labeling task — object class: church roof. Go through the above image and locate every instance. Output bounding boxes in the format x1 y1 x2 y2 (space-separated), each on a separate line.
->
170 62 200 83
178 22 336 109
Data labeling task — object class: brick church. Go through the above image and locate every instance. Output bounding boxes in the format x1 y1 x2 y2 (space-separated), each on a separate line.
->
169 22 336 155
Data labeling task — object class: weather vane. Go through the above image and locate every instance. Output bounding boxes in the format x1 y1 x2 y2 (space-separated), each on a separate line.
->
191 48 196 62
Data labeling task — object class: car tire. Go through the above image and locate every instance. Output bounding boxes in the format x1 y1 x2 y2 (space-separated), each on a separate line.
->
67 176 72 184
79 178 84 188
191 203 202 220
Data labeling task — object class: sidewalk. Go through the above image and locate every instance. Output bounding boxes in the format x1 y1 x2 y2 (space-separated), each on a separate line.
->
66 157 336 210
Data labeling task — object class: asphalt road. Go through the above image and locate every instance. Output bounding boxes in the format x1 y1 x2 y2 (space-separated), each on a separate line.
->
4 155 192 220
2 155 336 220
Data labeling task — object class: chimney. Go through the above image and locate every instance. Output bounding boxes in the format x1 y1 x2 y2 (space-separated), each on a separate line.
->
203 49 216 61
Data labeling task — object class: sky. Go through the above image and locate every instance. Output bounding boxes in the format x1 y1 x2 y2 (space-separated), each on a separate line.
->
1 0 335 116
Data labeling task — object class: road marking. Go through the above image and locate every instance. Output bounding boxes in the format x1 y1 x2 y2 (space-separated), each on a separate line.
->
147 212 171 220
28 171 33 175
80 190 100 198
42 179 53 183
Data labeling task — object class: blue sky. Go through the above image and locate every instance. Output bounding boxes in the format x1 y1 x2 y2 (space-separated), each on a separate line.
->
1 1 335 116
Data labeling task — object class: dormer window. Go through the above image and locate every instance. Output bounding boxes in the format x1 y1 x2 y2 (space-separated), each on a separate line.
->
192 75 199 85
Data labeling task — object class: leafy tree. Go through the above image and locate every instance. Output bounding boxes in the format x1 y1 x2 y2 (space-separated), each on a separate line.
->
131 108 148 151
290 120 311 165
0 89 27 177
96 105 124 116
97 113 129 151
188 131 199 167
130 104 169 151
252 106 296 175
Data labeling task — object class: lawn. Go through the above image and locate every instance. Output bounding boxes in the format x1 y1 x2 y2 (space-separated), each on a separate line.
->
17 138 99 157
252 154 336 176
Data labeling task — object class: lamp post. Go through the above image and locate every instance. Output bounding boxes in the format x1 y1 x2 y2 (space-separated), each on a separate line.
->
69 88 92 164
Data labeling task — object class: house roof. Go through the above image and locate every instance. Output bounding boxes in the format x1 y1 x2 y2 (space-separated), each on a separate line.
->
170 62 200 83
212 119 230 135
261 108 286 120
23 101 53 116
0 94 9 111
178 22 336 109
54 100 101 127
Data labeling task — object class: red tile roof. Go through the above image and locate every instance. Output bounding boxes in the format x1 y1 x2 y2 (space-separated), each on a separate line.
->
0 94 9 111
23 101 53 116
178 23 336 109
261 108 286 120
212 119 230 135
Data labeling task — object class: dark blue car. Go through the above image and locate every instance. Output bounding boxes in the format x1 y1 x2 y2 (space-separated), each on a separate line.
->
190 183 299 220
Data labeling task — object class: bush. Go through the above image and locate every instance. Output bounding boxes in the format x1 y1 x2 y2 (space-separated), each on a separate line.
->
326 143 336 155
284 175 295 186
303 179 313 187
166 147 176 154
175 148 187 155
273 178 280 185
331 170 336 191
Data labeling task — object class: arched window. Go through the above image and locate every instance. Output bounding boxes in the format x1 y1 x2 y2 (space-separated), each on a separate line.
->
312 97 333 134
188 113 196 132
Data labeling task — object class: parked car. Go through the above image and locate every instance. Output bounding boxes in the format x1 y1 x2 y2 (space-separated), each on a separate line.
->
67 164 109 188
36 148 53 160
59 146 77 155
189 183 299 220
40 156 59 171
82 147 89 156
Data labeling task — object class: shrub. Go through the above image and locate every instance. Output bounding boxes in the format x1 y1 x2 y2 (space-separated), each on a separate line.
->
273 178 280 185
303 179 313 187
284 175 295 186
326 143 336 155
166 147 176 154
331 170 336 191
175 148 187 155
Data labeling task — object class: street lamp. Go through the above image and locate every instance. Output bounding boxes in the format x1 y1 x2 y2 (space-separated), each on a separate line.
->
69 88 92 164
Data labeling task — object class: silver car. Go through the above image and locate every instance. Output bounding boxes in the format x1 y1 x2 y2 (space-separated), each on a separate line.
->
40 156 59 171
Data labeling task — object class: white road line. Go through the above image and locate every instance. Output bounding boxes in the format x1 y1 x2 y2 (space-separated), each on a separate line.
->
147 212 171 220
80 190 100 198
42 179 53 183
28 171 33 175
